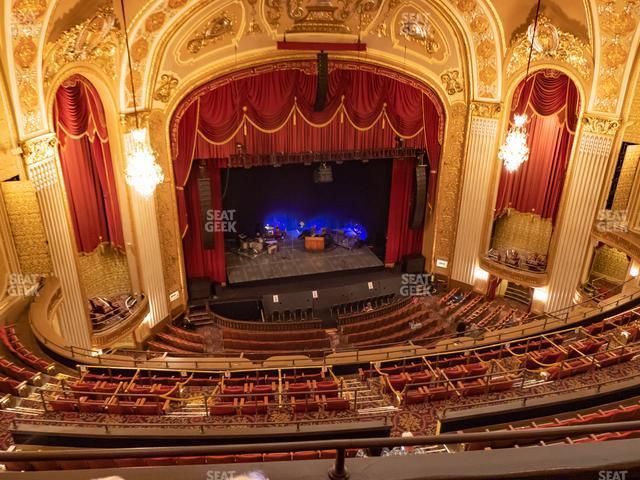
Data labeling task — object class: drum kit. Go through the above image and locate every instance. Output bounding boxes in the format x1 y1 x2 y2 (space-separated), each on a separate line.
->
236 227 287 258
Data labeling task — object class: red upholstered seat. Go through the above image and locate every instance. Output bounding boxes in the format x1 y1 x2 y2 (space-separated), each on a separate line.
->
106 398 137 415
264 452 292 462
405 390 427 405
293 451 319 460
210 401 237 415
49 398 77 412
387 373 408 391
176 456 206 465
240 398 269 415
146 457 177 466
319 450 337 459
235 454 263 463
323 396 350 411
206 455 237 464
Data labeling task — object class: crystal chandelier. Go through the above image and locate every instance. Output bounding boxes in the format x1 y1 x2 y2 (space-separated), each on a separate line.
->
499 0 541 173
498 114 529 173
120 0 164 198
124 128 164 197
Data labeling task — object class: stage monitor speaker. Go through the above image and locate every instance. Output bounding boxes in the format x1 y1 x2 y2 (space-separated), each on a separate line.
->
410 163 428 230
188 277 211 300
198 162 215 250
403 254 425 274
314 52 329 112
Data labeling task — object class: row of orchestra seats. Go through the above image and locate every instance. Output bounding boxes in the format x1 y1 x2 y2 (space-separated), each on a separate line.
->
48 396 170 415
340 301 422 336
146 325 206 355
343 309 430 346
336 296 411 326
0 357 40 383
0 326 53 373
209 395 350 416
3 449 359 472
222 327 328 342
222 337 331 358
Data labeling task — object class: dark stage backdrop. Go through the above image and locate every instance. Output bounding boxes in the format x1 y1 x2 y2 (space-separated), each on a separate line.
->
221 160 393 257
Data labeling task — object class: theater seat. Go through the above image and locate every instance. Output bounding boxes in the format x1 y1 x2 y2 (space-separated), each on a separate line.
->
235 454 263 463
210 400 237 415
264 452 292 462
293 451 319 460
206 455 237 464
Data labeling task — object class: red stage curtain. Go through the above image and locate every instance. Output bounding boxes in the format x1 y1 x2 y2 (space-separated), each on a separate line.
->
172 62 445 280
182 160 226 283
54 75 124 252
385 158 423 264
494 70 579 221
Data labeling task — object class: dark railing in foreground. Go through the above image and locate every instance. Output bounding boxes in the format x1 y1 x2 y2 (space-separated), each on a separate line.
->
4 420 640 479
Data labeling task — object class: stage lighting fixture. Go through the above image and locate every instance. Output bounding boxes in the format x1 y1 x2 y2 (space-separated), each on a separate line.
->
314 162 333 183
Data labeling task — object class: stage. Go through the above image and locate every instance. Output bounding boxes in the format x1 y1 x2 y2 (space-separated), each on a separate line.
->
225 236 384 285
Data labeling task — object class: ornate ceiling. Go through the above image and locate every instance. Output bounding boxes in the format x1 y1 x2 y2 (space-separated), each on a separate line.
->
2 0 639 141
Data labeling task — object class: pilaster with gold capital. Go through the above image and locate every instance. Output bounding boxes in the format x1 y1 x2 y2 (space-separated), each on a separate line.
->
451 102 502 286
546 114 620 311
21 134 92 349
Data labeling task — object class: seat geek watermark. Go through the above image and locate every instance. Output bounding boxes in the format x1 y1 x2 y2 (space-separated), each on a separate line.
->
596 209 628 233
205 209 237 233
7 273 42 297
598 471 628 480
400 274 433 297
206 470 236 480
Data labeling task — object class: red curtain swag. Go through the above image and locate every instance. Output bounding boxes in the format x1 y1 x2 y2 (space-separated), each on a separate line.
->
172 62 445 281
54 75 124 253
495 70 580 222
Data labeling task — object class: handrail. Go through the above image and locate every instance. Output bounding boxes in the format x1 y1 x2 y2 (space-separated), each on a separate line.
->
11 413 388 431
4 419 640 480
28 275 640 371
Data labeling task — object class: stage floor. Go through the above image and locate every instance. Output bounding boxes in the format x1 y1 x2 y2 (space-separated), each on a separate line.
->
225 238 384 285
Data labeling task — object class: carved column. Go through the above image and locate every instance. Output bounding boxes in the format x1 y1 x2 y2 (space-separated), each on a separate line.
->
451 102 501 287
122 117 169 329
22 134 92 349
546 116 621 312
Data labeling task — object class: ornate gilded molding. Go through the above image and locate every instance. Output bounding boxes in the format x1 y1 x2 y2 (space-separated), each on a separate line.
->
10 0 48 135
433 102 468 269
21 134 56 166
448 0 499 98
286 1 351 34
441 70 463 96
120 111 151 132
594 0 640 113
153 74 179 103
186 12 234 54
478 256 550 288
470 101 501 118
506 15 592 81
265 0 383 33
581 114 621 136
43 7 122 89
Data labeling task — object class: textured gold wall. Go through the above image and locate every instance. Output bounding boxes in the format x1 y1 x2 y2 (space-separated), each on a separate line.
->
591 245 629 283
492 210 553 255
624 78 640 144
612 145 640 210
1 181 52 275
77 245 132 299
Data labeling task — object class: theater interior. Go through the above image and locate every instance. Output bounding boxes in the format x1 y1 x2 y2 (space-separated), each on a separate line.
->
0 0 639 478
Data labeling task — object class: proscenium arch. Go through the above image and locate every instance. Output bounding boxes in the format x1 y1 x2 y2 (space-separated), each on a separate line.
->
166 59 451 285
45 68 143 296
119 0 504 112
